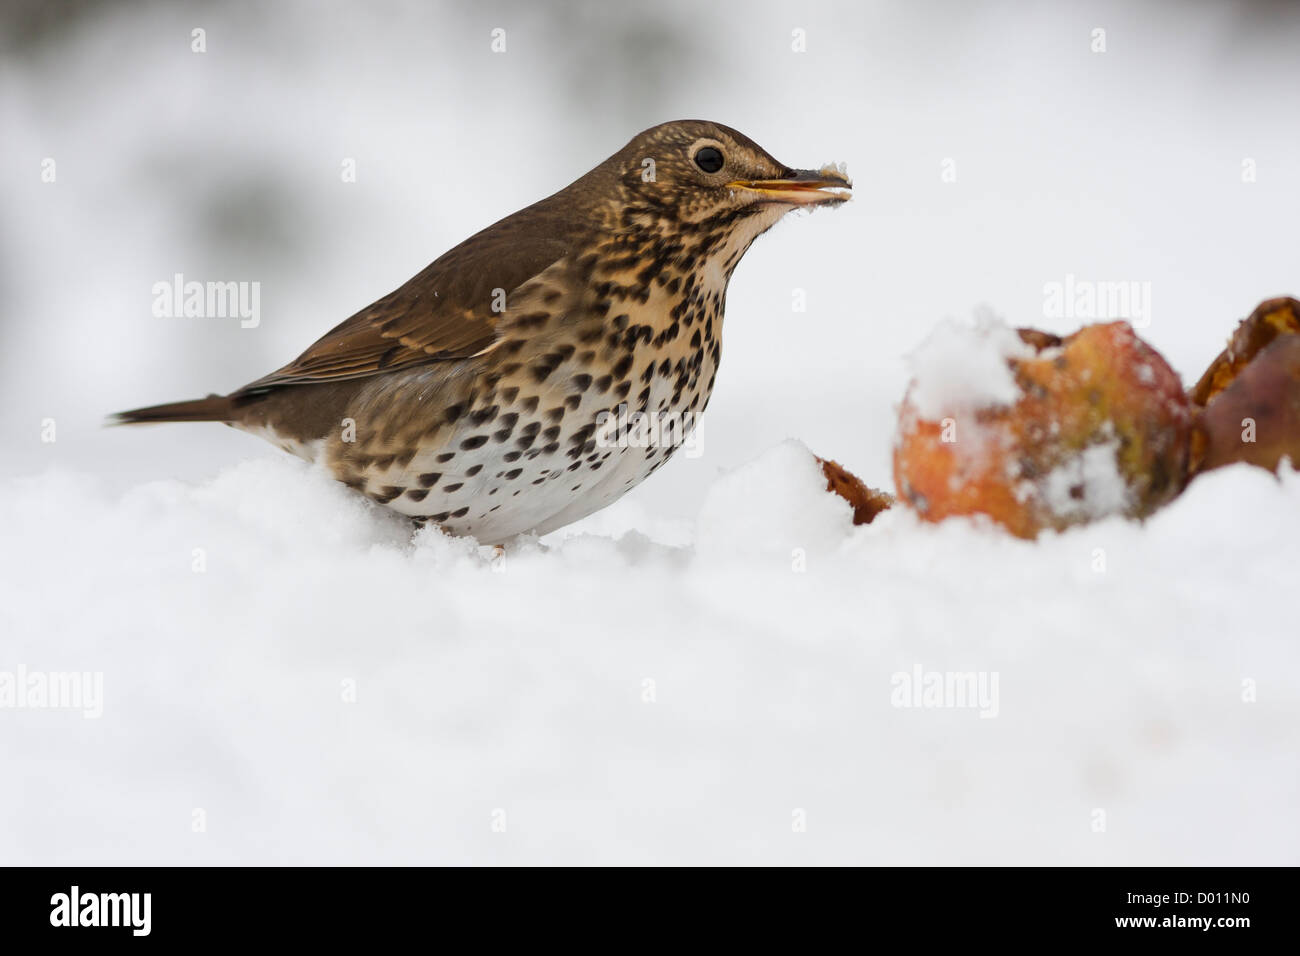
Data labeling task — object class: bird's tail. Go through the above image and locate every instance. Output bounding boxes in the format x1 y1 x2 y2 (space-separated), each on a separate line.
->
109 394 235 425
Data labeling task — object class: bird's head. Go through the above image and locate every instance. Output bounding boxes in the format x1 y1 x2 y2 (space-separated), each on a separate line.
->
591 120 851 232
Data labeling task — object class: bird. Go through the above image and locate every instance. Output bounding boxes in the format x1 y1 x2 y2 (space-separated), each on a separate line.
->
113 120 851 544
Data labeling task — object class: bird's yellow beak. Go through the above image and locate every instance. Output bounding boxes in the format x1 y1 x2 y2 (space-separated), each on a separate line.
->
727 165 852 206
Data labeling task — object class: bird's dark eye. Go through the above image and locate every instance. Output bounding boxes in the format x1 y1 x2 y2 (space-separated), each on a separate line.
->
693 146 724 174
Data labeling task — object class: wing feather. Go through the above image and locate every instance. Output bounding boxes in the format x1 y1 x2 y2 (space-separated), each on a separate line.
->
239 214 585 392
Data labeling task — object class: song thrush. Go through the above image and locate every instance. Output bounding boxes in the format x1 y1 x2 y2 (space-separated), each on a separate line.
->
114 120 851 544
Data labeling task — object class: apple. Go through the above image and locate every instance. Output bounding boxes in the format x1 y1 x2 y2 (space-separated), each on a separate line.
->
817 457 893 525
893 320 1192 538
1190 297 1300 475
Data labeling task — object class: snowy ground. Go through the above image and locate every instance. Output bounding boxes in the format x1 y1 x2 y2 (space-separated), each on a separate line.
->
1 443 1296 865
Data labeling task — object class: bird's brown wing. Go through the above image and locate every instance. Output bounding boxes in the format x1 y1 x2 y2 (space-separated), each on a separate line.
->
237 218 580 392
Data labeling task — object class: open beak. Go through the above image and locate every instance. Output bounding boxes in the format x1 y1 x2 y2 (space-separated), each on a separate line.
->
727 165 852 207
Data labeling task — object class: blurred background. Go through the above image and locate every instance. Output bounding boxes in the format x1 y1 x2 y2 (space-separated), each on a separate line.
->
3 0 1299 518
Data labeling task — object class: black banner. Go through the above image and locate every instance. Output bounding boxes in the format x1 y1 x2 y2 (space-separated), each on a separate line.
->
0 866 1285 943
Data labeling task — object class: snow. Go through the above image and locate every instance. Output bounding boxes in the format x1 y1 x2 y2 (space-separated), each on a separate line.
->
696 439 853 559
2 445 1297 865
1040 440 1132 521
903 314 1035 420
818 161 851 181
